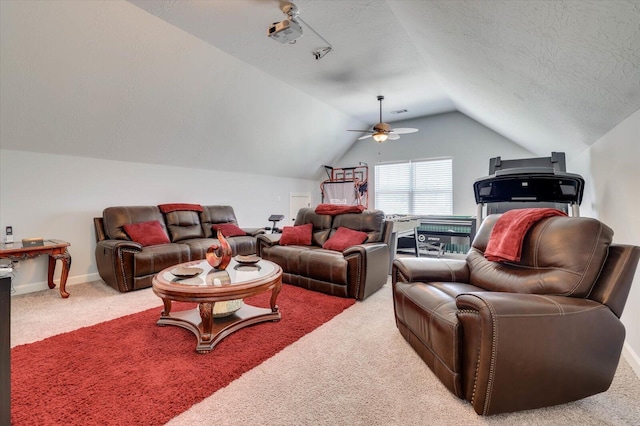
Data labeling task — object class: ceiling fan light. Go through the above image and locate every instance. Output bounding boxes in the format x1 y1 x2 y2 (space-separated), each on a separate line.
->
372 132 388 143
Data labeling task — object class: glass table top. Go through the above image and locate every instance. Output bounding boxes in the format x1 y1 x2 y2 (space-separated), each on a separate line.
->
159 259 275 287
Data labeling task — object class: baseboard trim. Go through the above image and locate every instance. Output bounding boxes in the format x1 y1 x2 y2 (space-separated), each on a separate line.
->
622 342 640 379
9 273 101 296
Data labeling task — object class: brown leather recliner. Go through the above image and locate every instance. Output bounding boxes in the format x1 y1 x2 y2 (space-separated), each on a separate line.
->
392 214 640 415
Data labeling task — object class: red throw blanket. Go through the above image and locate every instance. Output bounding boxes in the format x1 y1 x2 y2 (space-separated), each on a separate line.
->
485 208 567 262
315 204 365 216
158 203 203 213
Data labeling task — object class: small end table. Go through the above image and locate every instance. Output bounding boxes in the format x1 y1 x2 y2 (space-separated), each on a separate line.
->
0 239 72 298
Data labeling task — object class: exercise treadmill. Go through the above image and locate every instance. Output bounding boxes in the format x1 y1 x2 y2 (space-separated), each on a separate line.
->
473 152 584 222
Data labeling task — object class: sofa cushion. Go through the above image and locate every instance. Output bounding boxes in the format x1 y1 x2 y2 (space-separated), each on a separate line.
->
264 245 348 285
280 223 313 246
322 227 368 251
331 209 385 243
299 249 348 285
212 223 247 237
183 236 257 260
180 238 216 261
484 208 567 262
293 208 334 246
103 206 166 240
133 243 191 277
312 229 332 246
123 220 170 246
225 235 257 256
468 215 614 297
200 205 240 238
164 210 205 242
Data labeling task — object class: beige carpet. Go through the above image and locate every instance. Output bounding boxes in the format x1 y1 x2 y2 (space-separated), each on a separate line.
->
11 280 640 425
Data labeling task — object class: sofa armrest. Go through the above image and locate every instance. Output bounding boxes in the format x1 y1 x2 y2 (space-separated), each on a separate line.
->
392 257 470 285
97 239 142 251
256 233 281 257
344 242 390 300
94 217 107 242
95 239 143 292
243 227 266 237
343 242 386 256
455 292 625 415
257 233 281 245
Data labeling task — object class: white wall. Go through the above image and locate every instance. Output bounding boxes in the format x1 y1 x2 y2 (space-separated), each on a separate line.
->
0 0 362 181
334 111 535 215
569 109 640 376
0 149 319 295
0 0 329 296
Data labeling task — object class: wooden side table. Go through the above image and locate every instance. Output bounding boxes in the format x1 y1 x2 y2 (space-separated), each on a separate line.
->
0 239 72 298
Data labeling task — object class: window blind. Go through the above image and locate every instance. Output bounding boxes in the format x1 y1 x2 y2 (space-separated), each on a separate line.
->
375 158 453 215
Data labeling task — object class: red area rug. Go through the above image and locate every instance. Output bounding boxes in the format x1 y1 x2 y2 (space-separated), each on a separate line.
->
11 284 355 425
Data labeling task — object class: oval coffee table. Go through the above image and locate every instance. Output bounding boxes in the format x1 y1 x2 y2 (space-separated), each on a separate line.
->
152 258 282 353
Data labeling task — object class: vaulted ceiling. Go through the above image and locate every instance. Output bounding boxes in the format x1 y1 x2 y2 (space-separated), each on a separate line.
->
128 0 640 172
3 1 639 180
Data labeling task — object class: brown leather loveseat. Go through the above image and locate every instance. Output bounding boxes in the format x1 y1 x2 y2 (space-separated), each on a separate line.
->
94 205 264 293
257 207 391 300
392 213 640 415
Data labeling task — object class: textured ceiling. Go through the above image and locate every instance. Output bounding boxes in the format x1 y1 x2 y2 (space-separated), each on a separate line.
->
129 0 640 160
2 1 639 180
128 0 456 124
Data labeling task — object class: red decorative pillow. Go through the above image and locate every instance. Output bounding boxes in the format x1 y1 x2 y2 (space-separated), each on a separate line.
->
280 223 313 246
212 223 247 237
322 227 368 252
123 220 170 246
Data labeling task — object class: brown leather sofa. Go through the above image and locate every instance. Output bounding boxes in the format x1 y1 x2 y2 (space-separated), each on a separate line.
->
257 207 391 300
392 214 640 415
94 205 264 293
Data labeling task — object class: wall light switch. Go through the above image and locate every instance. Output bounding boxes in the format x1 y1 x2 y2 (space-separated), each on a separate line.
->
4 226 13 244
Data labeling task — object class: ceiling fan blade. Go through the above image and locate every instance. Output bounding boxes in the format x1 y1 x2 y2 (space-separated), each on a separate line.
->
347 96 411 141
390 128 419 134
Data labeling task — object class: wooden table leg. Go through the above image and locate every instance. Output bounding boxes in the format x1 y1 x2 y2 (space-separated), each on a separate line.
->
48 249 72 298
199 302 214 341
161 298 172 316
47 256 56 290
270 281 282 313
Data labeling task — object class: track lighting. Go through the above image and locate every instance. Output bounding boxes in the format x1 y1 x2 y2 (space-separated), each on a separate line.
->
267 2 333 60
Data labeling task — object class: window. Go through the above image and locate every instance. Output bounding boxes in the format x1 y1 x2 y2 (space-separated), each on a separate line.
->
374 158 453 215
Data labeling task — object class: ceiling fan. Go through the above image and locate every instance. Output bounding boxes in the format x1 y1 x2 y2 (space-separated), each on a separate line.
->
348 96 418 142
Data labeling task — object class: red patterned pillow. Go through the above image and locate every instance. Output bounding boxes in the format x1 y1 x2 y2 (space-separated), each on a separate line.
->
280 223 313 246
123 220 170 246
212 223 247 237
322 227 368 252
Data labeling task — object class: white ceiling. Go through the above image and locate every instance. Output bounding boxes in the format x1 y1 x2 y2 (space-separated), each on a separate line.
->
127 0 640 164
3 1 638 180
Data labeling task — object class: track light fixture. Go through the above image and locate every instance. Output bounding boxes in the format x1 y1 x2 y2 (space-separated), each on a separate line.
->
267 2 333 60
